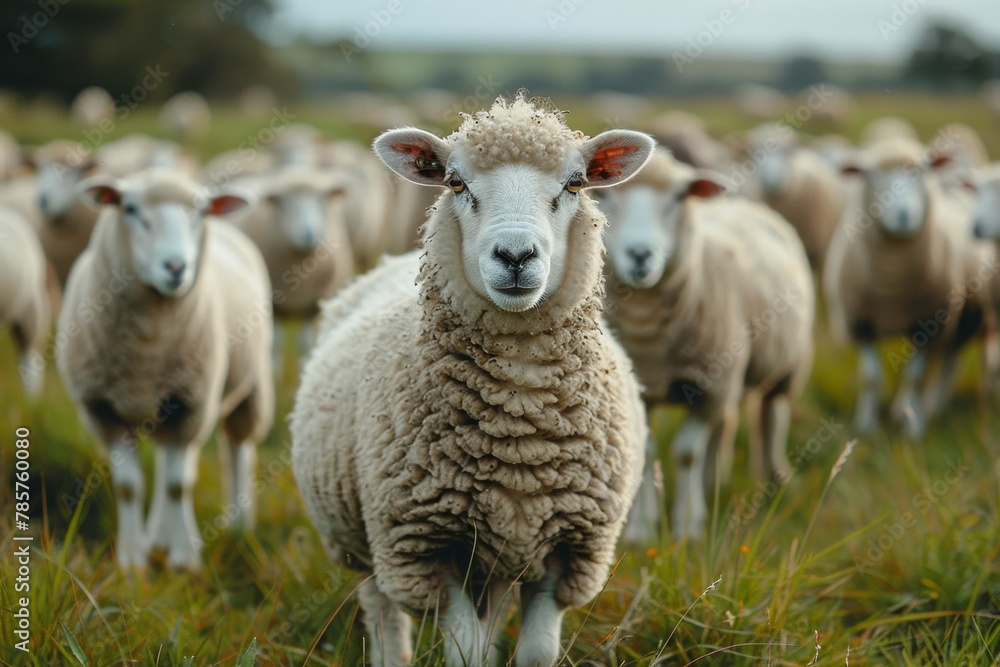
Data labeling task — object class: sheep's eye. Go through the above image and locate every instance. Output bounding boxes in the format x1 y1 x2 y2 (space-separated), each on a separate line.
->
449 177 465 194
566 175 583 194
123 203 138 216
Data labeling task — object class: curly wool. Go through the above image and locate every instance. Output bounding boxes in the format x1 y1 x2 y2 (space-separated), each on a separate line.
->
447 94 587 172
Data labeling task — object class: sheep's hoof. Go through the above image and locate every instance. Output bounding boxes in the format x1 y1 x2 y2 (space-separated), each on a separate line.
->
146 545 169 570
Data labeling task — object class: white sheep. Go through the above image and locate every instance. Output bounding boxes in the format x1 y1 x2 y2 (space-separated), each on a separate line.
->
0 204 50 398
733 83 788 120
159 91 212 142
56 169 274 570
859 116 919 148
321 140 392 268
645 110 732 172
598 149 815 541
743 123 847 269
823 138 990 437
291 95 653 666
229 165 356 371
70 86 115 128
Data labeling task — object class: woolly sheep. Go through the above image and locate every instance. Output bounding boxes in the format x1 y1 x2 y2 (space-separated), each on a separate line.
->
733 83 788 120
743 123 846 269
291 96 653 666
645 110 732 172
598 149 815 541
0 204 50 398
159 91 212 142
859 116 919 148
321 140 392 268
229 165 356 371
802 83 854 126
56 170 274 569
823 138 990 437
70 86 115 128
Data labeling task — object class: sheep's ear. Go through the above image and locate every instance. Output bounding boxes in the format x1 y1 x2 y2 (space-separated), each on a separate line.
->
581 130 655 189
78 176 122 207
373 128 451 186
929 153 953 170
840 163 864 176
685 173 728 199
205 194 249 217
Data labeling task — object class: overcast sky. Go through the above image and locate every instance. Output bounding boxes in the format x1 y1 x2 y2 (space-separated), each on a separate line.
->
268 0 1000 62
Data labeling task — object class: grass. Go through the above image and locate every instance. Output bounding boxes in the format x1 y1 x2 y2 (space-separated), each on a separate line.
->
1 94 1000 666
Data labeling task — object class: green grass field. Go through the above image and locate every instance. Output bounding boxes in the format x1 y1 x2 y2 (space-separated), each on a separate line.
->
1 95 999 666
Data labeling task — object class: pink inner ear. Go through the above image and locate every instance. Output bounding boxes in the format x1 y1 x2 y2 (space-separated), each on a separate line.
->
930 154 952 169
587 145 639 181
393 142 444 179
687 179 724 199
89 185 121 206
207 195 246 216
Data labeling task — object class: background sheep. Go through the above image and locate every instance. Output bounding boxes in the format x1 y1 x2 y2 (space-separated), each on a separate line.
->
57 170 274 569
742 123 847 269
0 204 50 398
70 86 115 128
859 116 919 148
292 96 653 666
823 138 989 437
598 149 815 541
159 91 212 142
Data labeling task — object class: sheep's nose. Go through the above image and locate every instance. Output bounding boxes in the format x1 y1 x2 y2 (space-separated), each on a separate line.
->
897 211 909 230
494 245 536 272
164 259 187 280
627 246 653 266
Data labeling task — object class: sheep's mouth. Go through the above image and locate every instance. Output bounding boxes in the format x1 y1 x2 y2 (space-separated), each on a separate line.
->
488 284 544 312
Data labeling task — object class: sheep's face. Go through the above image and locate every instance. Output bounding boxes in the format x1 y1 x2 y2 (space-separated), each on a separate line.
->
599 175 726 289
269 180 346 252
972 177 1000 241
79 176 248 297
842 153 950 239
36 157 97 219
375 127 654 313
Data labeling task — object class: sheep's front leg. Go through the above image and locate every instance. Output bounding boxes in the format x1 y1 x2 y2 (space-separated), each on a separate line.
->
147 444 202 570
760 393 792 480
671 415 712 541
359 578 413 667
220 439 257 531
891 347 927 439
515 569 564 667
109 437 148 569
854 344 882 434
923 349 960 419
622 431 661 545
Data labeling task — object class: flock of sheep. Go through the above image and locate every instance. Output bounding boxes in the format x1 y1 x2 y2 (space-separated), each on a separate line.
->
2 86 1000 665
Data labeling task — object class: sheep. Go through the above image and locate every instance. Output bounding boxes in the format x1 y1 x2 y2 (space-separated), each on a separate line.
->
70 86 115 128
236 85 277 121
742 123 847 269
229 165 356 371
159 91 212 142
598 149 815 541
385 176 440 255
645 110 732 172
802 83 855 127
56 169 274 570
859 116 919 148
291 95 653 667
0 204 50 398
321 140 392 268
823 138 989 438
98 134 200 179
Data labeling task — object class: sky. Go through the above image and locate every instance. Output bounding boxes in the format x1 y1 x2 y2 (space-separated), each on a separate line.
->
268 0 1000 62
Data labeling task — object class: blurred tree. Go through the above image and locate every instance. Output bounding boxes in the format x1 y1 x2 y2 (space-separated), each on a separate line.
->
905 20 996 91
0 0 296 104
778 55 828 91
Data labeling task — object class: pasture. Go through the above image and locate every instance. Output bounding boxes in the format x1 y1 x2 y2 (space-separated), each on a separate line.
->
1 94 999 666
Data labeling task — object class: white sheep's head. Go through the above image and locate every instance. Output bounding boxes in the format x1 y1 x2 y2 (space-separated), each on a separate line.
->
598 151 727 289
79 171 248 297
739 123 797 197
970 168 1000 241
265 167 350 252
841 140 952 239
29 141 97 220
374 125 653 312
